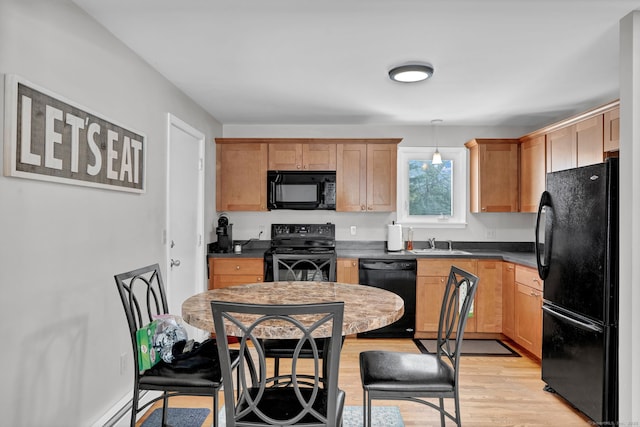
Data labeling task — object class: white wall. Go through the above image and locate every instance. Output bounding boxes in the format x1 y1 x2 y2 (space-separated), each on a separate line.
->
618 10 639 424
223 124 538 243
0 1 222 425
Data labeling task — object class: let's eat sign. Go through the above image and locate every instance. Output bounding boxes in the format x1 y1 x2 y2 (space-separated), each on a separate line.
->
3 75 145 193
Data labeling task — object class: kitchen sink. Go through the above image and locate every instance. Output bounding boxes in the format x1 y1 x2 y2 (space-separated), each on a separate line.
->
409 248 472 255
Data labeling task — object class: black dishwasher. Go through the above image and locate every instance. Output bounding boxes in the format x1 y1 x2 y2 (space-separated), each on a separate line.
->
357 259 416 338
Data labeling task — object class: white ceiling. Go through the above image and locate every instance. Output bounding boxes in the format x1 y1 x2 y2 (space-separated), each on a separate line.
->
73 0 640 129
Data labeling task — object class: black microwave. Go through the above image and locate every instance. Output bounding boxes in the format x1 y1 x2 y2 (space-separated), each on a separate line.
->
267 171 336 210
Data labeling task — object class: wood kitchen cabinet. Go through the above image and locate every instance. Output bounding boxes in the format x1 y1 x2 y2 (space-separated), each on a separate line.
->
546 125 576 173
475 260 503 333
519 134 546 212
501 262 515 339
208 258 264 289
336 142 398 212
604 106 619 153
415 258 478 336
465 139 520 213
268 143 336 171
513 264 542 358
546 113 604 173
216 141 268 211
337 258 359 284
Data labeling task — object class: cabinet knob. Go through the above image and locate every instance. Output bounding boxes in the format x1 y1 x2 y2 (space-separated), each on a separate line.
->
361 205 366 211
236 265 240 270
297 164 301 169
367 206 373 210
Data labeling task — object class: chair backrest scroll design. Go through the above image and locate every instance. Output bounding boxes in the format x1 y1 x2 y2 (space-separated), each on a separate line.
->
211 301 344 426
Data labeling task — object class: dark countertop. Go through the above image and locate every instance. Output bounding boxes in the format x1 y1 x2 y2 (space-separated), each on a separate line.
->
208 240 538 269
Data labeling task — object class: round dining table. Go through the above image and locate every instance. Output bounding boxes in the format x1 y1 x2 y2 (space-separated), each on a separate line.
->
181 281 404 339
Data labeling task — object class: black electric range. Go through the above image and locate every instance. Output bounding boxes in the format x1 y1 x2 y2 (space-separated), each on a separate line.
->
264 223 336 282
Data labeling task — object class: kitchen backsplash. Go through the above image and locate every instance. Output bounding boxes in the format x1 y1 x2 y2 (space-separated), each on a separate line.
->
213 210 537 244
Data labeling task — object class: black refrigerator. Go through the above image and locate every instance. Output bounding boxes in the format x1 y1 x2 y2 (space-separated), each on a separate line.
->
535 158 618 425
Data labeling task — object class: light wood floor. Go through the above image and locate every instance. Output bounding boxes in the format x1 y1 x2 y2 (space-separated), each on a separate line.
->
136 338 592 426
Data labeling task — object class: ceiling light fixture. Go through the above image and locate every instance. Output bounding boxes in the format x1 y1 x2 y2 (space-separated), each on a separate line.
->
388 64 434 83
431 119 443 165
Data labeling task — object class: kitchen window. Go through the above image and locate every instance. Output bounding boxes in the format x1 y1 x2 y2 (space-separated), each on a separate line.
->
396 147 467 228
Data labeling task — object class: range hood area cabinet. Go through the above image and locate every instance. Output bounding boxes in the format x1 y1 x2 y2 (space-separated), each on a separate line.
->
466 138 520 213
268 142 337 171
215 138 400 212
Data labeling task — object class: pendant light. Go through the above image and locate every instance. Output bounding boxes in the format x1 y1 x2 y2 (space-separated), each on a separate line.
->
431 119 443 165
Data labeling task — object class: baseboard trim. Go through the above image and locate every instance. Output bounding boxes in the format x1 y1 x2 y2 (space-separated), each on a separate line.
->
91 390 161 427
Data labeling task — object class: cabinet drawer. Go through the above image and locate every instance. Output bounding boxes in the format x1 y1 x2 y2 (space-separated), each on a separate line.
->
515 265 543 291
417 258 477 277
212 258 263 275
213 275 263 289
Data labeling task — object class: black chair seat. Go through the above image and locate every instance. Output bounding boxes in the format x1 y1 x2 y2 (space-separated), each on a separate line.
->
140 361 221 388
360 351 454 393
236 387 346 424
140 349 240 389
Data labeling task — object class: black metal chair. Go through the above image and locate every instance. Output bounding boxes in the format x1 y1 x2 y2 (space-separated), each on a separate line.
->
114 263 234 427
359 266 480 427
211 300 346 426
264 253 338 379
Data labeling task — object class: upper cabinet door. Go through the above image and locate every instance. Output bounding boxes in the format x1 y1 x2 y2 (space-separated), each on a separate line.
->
603 107 619 153
520 134 546 213
336 144 367 211
466 139 519 213
303 144 337 170
216 142 268 211
576 115 604 168
547 125 577 172
366 143 397 212
268 143 303 170
268 143 336 170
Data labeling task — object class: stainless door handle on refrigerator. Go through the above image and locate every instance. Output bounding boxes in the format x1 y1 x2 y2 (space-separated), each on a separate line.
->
535 191 552 280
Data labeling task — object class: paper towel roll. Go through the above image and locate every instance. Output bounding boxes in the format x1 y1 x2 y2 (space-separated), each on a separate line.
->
387 223 403 251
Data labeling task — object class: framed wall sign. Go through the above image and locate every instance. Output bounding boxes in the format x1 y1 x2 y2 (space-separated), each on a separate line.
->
3 75 146 193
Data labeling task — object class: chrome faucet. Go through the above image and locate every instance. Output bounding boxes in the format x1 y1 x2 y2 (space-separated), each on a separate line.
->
428 237 436 249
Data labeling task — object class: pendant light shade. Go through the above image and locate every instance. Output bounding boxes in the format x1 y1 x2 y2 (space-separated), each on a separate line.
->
432 149 443 165
431 119 443 164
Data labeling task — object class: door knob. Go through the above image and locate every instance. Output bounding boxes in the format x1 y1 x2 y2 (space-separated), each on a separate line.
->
170 259 181 268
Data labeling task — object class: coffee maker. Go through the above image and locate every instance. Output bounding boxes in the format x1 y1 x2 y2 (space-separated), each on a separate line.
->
213 215 233 253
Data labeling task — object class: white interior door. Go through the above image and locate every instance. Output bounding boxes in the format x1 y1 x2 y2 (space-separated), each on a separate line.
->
166 114 206 339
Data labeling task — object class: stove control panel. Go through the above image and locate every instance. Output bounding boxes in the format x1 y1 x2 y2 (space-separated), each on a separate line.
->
271 223 335 240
